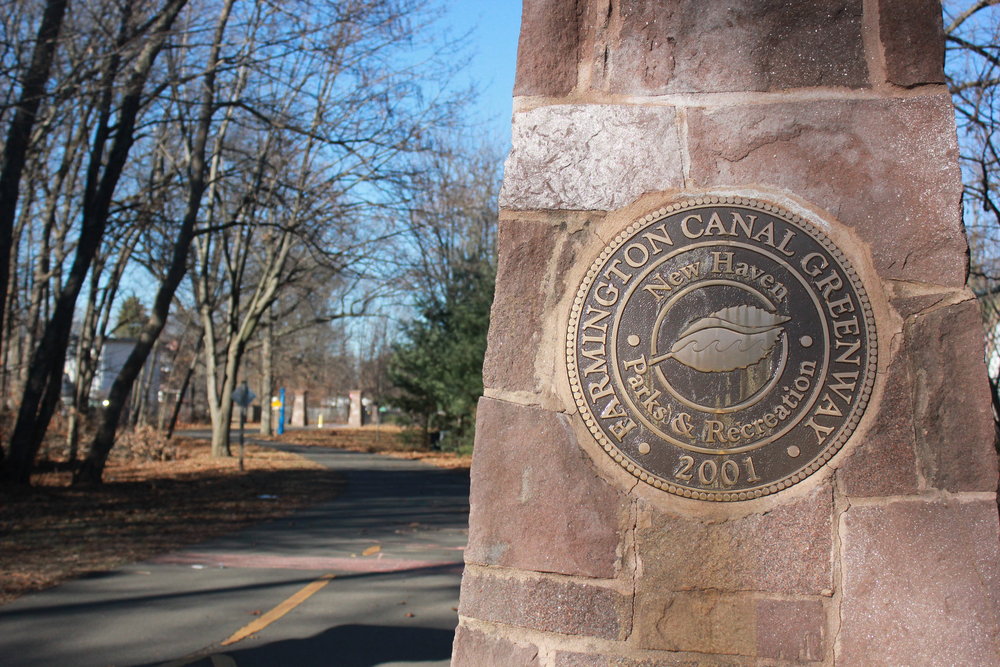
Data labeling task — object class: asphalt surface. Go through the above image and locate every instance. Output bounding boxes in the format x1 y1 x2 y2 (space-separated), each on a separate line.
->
0 443 470 667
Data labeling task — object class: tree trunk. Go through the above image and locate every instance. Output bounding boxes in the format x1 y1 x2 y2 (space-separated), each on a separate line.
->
4 295 82 483
165 348 198 440
187 369 198 424
66 249 111 461
0 0 70 367
210 413 231 458
130 340 156 427
209 359 240 457
259 311 273 436
65 405 82 464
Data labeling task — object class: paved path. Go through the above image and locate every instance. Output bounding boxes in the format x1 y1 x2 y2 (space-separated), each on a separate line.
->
0 444 470 667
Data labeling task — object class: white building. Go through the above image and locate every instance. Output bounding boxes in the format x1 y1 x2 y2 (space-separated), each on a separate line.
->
64 337 162 408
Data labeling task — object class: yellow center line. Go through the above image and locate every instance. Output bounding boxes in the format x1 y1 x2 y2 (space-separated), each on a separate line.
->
220 573 336 647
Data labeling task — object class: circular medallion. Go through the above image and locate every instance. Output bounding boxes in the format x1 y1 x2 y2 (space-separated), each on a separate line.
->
567 197 876 501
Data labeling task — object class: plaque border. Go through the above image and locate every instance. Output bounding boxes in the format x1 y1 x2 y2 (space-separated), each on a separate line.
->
566 196 878 501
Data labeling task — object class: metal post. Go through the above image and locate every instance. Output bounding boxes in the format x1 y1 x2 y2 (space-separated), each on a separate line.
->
277 387 286 435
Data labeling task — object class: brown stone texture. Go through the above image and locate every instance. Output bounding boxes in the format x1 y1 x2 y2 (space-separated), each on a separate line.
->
451 626 540 666
688 94 967 286
755 599 826 662
839 500 1000 665
481 219 553 393
837 352 919 496
554 651 747 666
890 291 951 320
634 487 833 595
463 3 996 665
459 570 629 640
633 591 826 658
579 0 614 88
879 0 946 87
500 105 684 211
633 590 754 655
482 217 589 395
465 398 626 578
514 0 581 97
607 0 867 95
908 300 998 491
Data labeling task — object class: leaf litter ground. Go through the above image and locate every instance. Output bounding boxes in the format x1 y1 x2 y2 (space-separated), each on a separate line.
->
0 427 469 605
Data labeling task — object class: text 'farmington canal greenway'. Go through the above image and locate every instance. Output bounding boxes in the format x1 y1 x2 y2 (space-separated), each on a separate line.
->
567 197 877 501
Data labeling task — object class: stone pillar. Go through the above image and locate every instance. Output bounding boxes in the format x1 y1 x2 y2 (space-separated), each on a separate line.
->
348 390 363 427
290 390 307 427
453 2 1000 665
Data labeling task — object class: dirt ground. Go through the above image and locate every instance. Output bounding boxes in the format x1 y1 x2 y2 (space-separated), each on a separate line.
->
0 425 471 605
266 423 474 470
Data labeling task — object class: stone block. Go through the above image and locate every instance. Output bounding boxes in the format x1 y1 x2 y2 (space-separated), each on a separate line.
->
688 94 967 286
459 570 629 640
482 219 553 393
836 352 919 496
553 651 732 666
635 487 833 594
465 398 626 578
554 655 642 667
879 0 946 87
500 105 684 211
633 590 753 655
890 291 951 320
755 599 826 662
514 0 581 97
579 0 614 88
607 0 866 94
482 216 591 396
839 499 1000 665
451 626 539 666
908 300 998 492
633 591 826 659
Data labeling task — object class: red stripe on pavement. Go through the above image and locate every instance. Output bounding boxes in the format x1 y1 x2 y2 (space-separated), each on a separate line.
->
150 551 464 574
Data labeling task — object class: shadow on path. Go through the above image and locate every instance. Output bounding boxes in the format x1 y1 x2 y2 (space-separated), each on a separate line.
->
142 624 454 667
0 444 470 667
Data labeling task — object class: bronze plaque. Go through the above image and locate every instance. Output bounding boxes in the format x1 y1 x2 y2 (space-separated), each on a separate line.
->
567 197 876 501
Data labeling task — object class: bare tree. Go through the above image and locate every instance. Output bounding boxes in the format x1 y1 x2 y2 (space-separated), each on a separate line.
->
0 0 70 375
0 0 469 483
945 2 1000 418
185 0 466 457
74 0 235 485
65 224 140 462
2 0 188 485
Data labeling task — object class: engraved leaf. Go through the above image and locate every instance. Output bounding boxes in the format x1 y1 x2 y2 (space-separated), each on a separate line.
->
668 305 790 373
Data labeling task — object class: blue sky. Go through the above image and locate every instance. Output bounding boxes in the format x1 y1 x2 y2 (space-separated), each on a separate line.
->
440 2 522 145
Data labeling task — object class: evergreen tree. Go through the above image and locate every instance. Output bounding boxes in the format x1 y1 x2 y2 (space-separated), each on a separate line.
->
111 296 148 339
389 263 494 451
